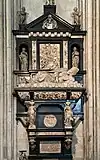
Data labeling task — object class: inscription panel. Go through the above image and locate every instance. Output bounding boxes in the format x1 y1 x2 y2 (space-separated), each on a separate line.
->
40 141 61 153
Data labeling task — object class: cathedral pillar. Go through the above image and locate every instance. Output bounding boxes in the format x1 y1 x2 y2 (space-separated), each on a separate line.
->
83 0 100 159
0 0 17 159
0 0 4 159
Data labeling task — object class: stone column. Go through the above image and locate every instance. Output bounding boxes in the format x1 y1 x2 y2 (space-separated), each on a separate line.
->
83 0 100 159
0 0 4 159
1 0 17 159
96 0 100 158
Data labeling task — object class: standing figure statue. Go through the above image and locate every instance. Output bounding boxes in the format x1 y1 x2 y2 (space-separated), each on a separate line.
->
17 7 28 24
27 101 36 129
64 102 74 128
72 46 79 68
71 7 81 25
19 47 28 71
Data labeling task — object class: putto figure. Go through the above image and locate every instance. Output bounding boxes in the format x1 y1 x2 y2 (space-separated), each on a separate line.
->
19 48 28 71
71 7 81 25
72 46 79 68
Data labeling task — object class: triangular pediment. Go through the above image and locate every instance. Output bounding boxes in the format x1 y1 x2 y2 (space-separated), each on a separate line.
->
26 12 74 33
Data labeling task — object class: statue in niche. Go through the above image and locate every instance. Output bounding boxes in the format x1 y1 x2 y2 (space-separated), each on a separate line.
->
17 7 28 24
19 47 28 71
64 102 74 128
46 0 55 5
26 101 36 129
72 46 79 68
71 7 81 25
42 14 58 29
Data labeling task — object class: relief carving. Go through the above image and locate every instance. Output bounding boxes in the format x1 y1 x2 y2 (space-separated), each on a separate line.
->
44 115 57 128
17 67 82 88
42 15 58 29
34 92 66 100
40 44 60 70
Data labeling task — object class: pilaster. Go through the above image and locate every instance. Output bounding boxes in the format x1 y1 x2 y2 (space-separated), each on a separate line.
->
83 0 100 159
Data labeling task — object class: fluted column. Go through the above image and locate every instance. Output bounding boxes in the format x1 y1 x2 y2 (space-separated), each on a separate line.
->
83 0 100 159
1 0 17 159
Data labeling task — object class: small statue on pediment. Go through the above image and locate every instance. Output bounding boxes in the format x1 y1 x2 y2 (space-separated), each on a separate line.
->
71 7 81 25
42 14 58 29
17 7 28 24
19 48 28 71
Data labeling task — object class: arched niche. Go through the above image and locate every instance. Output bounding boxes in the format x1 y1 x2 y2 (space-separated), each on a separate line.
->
71 43 80 69
19 43 29 71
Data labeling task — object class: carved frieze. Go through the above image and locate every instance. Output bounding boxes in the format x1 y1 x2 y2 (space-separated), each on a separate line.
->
34 92 66 100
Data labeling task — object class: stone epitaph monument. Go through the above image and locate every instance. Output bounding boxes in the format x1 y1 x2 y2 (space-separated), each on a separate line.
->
13 2 87 160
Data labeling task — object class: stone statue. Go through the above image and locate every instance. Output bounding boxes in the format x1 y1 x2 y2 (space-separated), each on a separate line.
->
72 47 79 68
46 0 55 5
26 101 36 129
42 15 58 29
17 7 27 24
19 48 28 71
71 7 81 25
64 102 74 128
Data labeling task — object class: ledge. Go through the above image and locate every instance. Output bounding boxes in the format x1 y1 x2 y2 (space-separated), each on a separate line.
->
14 87 86 92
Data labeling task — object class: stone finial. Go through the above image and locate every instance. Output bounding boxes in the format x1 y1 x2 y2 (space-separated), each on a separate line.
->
71 7 81 25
